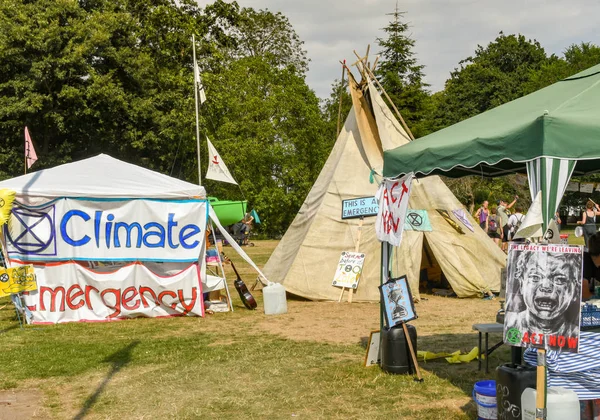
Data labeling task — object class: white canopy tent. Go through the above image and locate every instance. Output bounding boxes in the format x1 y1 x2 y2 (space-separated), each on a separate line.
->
0 154 205 202
0 154 267 323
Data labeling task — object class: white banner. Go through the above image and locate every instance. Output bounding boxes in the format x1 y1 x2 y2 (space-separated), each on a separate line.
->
375 174 413 246
19 261 203 324
580 183 595 194
5 199 207 262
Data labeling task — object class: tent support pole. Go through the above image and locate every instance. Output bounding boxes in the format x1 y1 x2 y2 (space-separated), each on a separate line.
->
211 223 234 312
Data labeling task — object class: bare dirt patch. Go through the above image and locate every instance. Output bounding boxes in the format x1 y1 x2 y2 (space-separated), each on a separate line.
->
253 294 500 347
0 389 45 420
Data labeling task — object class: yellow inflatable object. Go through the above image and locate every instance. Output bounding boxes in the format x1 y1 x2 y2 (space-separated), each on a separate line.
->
0 189 16 226
417 346 481 364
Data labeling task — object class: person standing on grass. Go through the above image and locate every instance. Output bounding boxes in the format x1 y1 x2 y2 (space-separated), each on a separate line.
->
475 200 489 231
507 206 525 242
577 200 600 250
498 196 517 252
487 207 503 246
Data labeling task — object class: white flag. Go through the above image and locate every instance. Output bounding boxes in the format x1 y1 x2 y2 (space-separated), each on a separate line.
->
205 137 237 185
194 61 206 104
375 173 414 246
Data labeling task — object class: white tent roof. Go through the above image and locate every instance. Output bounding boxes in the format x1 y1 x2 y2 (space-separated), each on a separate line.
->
0 154 205 200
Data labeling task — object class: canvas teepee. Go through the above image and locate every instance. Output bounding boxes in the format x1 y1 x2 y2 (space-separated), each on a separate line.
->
262 70 505 301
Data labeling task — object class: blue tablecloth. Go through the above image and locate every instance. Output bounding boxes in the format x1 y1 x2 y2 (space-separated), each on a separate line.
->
524 332 600 400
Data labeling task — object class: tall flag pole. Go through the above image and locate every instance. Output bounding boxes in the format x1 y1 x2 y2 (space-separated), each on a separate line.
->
24 126 38 174
192 34 203 186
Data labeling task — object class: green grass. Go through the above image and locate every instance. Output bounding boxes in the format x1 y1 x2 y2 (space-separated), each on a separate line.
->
0 241 505 419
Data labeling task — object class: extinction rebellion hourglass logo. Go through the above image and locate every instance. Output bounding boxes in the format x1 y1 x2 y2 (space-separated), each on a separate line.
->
6 205 57 257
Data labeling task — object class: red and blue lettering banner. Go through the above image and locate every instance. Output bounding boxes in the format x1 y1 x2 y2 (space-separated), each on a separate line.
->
375 173 414 246
18 261 203 324
5 198 207 262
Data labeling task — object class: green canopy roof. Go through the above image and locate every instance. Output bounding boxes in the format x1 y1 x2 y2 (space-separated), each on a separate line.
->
383 64 600 179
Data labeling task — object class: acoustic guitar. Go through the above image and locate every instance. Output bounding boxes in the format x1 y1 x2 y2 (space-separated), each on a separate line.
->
230 260 257 310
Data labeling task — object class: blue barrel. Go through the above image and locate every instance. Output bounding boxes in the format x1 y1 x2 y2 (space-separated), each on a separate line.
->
473 380 497 420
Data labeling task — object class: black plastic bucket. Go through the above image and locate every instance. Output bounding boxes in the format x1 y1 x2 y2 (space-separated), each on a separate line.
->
495 363 536 419
381 324 417 374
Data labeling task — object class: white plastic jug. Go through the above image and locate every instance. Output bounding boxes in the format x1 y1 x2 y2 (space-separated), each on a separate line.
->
263 282 288 315
521 387 580 420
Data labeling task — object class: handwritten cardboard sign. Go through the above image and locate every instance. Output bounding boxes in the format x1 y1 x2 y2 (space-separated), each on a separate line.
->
332 251 365 289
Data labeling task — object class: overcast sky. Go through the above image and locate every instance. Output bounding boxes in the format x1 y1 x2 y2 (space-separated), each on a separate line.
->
197 0 600 98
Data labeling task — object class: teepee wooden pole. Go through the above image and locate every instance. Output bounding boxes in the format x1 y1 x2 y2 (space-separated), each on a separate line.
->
336 61 346 137
357 61 416 142
352 50 369 82
368 70 415 141
371 55 380 73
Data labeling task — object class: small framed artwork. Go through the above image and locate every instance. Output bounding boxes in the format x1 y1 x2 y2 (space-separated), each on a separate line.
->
364 330 381 367
379 275 417 328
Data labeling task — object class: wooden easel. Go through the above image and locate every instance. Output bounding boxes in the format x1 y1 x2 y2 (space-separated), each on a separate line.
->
338 216 364 303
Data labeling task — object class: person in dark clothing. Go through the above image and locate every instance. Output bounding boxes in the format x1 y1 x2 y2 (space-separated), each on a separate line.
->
577 200 600 250
583 232 600 301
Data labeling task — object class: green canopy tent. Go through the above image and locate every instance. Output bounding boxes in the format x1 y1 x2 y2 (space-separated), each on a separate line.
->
383 64 600 230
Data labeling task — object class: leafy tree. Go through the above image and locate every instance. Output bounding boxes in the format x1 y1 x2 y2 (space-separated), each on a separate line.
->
0 0 324 236
526 42 600 92
198 56 329 235
430 32 550 131
224 7 308 74
0 0 241 179
375 8 429 137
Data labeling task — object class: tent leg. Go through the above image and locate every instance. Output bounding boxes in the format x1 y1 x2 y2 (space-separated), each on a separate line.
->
211 224 234 313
